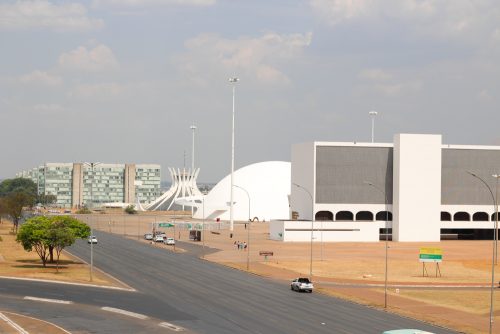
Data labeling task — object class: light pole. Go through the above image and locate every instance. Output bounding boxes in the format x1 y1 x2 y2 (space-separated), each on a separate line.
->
229 77 239 232
190 125 197 218
83 162 100 282
292 183 314 277
364 181 389 309
234 185 251 271
467 171 496 334
202 196 206 259
493 174 499 266
369 110 378 143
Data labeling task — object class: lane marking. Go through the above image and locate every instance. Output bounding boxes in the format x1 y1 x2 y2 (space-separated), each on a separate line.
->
159 322 185 332
0 275 135 292
101 307 148 320
0 312 30 334
2 312 71 334
24 296 73 304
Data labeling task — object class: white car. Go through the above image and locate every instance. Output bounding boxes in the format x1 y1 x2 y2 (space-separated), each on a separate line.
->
291 278 313 293
144 233 153 240
164 237 175 245
87 236 98 244
154 235 165 242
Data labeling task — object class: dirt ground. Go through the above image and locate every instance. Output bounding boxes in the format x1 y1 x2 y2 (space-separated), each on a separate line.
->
83 213 500 334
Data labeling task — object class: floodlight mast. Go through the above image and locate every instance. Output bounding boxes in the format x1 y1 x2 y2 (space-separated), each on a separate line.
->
228 77 239 231
369 110 378 143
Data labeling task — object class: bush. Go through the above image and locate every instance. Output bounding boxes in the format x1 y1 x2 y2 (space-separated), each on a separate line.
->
124 205 137 214
76 207 91 214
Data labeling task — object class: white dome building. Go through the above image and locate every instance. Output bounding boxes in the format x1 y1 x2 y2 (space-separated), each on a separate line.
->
190 161 291 222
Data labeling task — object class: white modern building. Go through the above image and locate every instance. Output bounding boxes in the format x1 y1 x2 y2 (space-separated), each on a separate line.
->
178 161 291 222
271 134 500 242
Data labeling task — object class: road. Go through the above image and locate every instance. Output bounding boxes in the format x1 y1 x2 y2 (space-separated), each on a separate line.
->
0 231 460 333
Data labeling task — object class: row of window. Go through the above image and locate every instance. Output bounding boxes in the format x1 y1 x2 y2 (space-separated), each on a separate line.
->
314 210 500 222
315 210 393 221
442 211 500 222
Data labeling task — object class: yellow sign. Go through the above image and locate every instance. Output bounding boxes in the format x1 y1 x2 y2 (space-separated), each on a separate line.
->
419 247 442 255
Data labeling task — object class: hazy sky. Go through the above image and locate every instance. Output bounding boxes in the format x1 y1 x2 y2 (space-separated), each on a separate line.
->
1 0 499 183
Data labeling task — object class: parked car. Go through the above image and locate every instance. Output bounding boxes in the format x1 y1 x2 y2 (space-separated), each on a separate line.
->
87 236 98 244
154 235 165 242
156 232 167 238
164 237 175 245
290 277 313 292
144 233 153 240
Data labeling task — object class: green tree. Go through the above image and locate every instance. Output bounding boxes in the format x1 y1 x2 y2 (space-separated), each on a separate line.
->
0 178 37 198
3 192 35 233
124 204 137 214
16 216 90 268
76 207 91 214
16 216 52 267
37 194 57 205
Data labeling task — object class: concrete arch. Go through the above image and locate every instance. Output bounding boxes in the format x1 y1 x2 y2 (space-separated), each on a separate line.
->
336 211 354 221
356 211 373 221
315 211 333 221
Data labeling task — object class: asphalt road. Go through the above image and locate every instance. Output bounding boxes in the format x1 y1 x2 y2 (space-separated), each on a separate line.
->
0 231 461 334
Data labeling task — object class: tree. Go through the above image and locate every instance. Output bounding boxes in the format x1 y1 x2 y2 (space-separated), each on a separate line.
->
37 194 57 206
16 216 52 267
76 207 91 214
16 216 90 268
125 204 137 214
3 192 35 233
0 178 37 198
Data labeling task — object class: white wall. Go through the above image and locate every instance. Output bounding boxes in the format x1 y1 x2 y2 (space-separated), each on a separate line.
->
269 220 381 242
393 134 442 241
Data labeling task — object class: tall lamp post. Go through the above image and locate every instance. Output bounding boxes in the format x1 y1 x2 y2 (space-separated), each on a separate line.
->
83 162 100 282
364 181 389 309
467 171 496 334
228 77 239 232
234 185 251 271
292 183 314 277
493 174 499 265
369 110 378 143
190 124 197 218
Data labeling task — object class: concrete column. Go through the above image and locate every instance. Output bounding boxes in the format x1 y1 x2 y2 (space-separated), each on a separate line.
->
393 134 442 241
72 163 84 208
124 164 136 204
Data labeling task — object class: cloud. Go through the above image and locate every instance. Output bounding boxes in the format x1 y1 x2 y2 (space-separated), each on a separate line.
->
0 1 103 32
359 68 392 81
310 0 500 40
175 32 312 85
69 82 127 100
19 70 62 86
91 0 215 8
358 67 421 97
59 44 119 72
32 103 66 115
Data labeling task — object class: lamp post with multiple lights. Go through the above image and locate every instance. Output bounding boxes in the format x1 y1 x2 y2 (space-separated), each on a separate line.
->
369 110 378 143
83 162 100 282
228 77 239 232
467 171 497 334
364 181 389 309
292 183 314 277
234 185 251 271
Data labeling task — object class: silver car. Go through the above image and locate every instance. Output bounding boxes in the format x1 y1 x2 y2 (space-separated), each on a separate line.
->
290 278 313 293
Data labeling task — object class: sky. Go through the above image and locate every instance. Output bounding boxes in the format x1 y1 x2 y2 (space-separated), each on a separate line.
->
1 0 499 183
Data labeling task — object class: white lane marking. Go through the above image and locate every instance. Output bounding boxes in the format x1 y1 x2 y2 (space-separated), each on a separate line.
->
159 322 185 332
0 312 30 334
101 307 149 320
0 275 135 292
24 296 73 304
2 312 72 334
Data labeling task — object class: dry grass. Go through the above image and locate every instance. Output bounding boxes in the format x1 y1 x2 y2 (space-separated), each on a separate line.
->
0 220 119 287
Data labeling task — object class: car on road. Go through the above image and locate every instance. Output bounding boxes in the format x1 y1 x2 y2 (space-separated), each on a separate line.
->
154 235 165 242
144 233 153 240
87 236 98 244
382 331 435 334
290 277 313 293
164 237 175 245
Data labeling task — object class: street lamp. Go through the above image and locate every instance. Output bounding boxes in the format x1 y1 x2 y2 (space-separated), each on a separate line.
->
493 174 499 265
234 184 251 271
190 124 197 218
229 77 239 232
83 162 100 282
369 110 378 143
364 181 389 309
467 171 496 334
292 183 314 277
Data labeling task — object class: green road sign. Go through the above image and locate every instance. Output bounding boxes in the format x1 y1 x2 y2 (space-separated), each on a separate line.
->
158 223 174 227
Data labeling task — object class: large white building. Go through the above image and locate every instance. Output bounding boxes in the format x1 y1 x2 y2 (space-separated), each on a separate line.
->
271 134 500 242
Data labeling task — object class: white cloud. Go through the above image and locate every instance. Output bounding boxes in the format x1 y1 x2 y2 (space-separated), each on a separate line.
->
32 103 66 115
91 0 215 8
359 68 392 81
69 82 127 99
373 81 421 97
358 67 421 97
310 0 500 40
176 32 312 85
59 44 119 72
19 70 62 86
0 1 103 32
